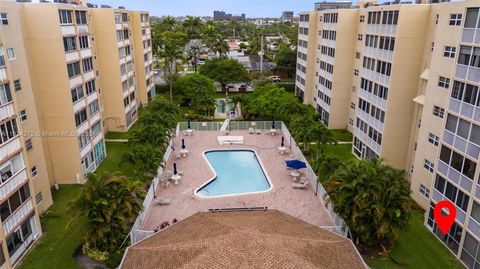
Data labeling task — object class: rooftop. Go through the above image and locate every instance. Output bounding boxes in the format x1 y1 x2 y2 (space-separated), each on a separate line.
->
122 210 365 269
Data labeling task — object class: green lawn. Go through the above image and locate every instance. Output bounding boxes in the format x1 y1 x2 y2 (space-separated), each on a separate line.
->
18 186 86 269
331 129 353 142
106 123 140 140
324 143 355 162
96 142 135 177
366 211 464 269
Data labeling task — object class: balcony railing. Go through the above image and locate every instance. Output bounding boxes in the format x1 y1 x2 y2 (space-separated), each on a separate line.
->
360 68 390 87
0 102 15 122
437 160 473 194
0 136 22 163
3 198 34 236
364 47 393 62
455 64 480 84
61 25 76 36
0 67 7 82
354 126 382 154
443 129 480 160
461 28 480 45
448 97 480 124
0 169 27 202
432 189 466 225
366 24 397 36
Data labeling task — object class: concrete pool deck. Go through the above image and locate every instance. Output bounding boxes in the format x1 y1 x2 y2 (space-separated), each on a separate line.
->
142 130 335 231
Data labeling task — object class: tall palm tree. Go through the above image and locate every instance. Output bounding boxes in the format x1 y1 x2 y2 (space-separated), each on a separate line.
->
184 39 203 73
121 145 162 179
72 173 145 253
182 16 203 40
312 154 343 184
160 32 186 101
326 159 411 247
212 39 229 58
160 16 177 31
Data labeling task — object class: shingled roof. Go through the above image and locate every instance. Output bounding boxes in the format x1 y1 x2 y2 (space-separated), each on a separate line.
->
121 210 366 269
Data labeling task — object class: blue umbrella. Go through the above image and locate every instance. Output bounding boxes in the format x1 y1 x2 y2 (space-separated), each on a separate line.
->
187 120 191 129
281 137 284 147
285 160 307 170
272 120 275 129
173 163 177 175
182 139 185 149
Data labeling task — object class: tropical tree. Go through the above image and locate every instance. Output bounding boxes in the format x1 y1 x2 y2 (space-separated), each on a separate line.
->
212 39 229 58
182 16 204 40
289 115 336 153
312 154 343 184
121 145 163 178
72 173 145 253
139 96 178 129
175 73 216 116
326 159 412 248
274 43 297 78
159 31 187 101
184 39 204 73
151 16 178 55
199 58 249 96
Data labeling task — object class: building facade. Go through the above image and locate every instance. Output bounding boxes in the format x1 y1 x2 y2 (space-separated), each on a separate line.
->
295 1 480 267
0 1 153 267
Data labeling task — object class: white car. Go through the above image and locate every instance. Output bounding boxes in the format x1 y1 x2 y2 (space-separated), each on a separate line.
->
269 75 281 82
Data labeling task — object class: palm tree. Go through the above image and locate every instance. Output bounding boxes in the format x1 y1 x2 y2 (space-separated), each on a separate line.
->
312 154 343 184
182 16 203 40
160 16 177 31
160 32 186 101
326 159 411 248
72 173 145 253
212 39 229 58
203 25 220 52
121 145 162 179
184 39 203 73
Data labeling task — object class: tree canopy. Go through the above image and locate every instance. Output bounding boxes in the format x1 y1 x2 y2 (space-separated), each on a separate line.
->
274 44 297 78
175 73 216 116
199 58 249 87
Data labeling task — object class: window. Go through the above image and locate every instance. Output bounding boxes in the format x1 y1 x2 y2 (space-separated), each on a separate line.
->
91 121 101 137
451 80 480 107
357 34 363 41
428 133 439 146
25 139 32 150
58 10 72 24
0 13 7 26
376 60 391 76
79 36 90 49
75 109 87 127
360 15 365 22
71 86 84 103
0 119 18 146
438 76 450 89
13 79 21 91
445 114 480 146
63 37 77 52
382 10 399 25
75 11 87 24
124 96 130 107
433 105 445 118
354 69 359 76
378 36 395 51
431 42 434 52
449 14 462 26
356 52 360 59
31 166 37 177
424 159 434 173
88 100 99 116
457 45 480 68
19 110 27 122
443 46 456 58
78 131 90 150
434 175 470 212
85 80 96 95
35 192 42 204
82 57 93 72
116 30 123 42
440 145 477 180
419 184 430 198
67 62 81 78
0 84 12 106
465 8 480 29
7 48 15 59
367 11 381 24
435 14 439 25
123 29 129 40
0 184 30 221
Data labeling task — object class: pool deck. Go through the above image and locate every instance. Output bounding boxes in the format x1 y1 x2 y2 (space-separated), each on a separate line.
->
142 130 335 231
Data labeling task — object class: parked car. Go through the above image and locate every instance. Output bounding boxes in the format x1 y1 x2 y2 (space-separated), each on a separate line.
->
269 75 281 82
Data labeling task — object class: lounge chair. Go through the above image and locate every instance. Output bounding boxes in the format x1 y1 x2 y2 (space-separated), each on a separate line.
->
255 129 262 135
175 152 182 159
160 175 170 188
292 180 309 189
248 127 254 134
155 197 171 205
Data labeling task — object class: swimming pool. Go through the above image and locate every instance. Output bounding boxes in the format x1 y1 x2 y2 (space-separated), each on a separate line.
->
195 150 272 198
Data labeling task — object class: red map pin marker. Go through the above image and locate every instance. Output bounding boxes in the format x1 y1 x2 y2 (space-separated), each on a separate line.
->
434 200 457 234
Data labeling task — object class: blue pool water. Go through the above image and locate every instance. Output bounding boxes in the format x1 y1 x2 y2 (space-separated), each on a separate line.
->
196 150 271 197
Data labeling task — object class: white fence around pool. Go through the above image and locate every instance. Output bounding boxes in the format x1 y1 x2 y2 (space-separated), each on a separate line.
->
129 121 351 245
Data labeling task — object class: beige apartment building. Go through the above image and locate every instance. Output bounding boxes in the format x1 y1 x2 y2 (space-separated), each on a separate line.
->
295 1 480 267
0 1 153 267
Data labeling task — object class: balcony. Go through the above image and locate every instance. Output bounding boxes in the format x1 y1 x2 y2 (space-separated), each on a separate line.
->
437 160 473 194
83 70 95 81
432 189 466 225
80 143 92 159
322 22 337 30
0 103 15 122
61 25 76 36
80 48 92 59
449 98 480 123
86 92 98 104
461 28 480 45
92 130 103 145
3 198 34 236
0 169 27 202
354 127 381 154
0 67 7 82
65 51 79 63
359 89 387 110
443 129 480 160
73 99 86 114
360 68 390 87
69 75 83 89
77 25 89 35
455 64 480 84
357 109 384 132
364 47 393 62
0 136 22 163
366 24 397 36
76 121 89 135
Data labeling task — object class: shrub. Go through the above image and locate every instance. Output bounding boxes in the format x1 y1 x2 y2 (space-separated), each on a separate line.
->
82 243 109 263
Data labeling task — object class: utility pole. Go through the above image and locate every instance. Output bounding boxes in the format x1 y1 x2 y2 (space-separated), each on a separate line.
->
259 35 264 73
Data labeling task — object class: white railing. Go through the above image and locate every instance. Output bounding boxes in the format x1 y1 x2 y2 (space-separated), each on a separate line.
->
0 136 21 162
0 67 6 82
3 198 33 236
77 25 89 35
0 103 15 122
0 169 27 201
61 25 75 36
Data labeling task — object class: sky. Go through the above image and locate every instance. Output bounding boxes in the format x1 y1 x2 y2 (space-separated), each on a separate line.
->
88 0 320 18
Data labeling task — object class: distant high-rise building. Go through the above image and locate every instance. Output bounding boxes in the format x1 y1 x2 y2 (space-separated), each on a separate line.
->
213 10 246 21
281 11 294 21
314 1 352 11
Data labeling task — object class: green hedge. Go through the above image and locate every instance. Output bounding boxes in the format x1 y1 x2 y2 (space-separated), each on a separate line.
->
155 84 169 94
277 83 295 93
